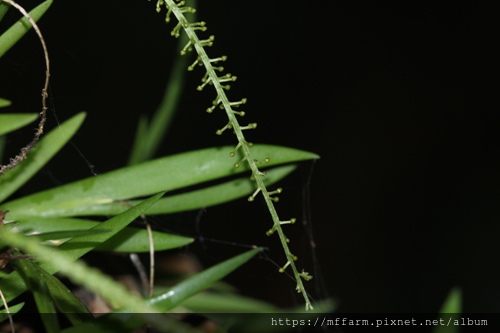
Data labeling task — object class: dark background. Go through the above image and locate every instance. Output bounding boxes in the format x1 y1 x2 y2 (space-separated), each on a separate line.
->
1 0 499 314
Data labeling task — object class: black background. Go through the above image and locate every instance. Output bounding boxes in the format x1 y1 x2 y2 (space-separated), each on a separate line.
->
1 0 499 314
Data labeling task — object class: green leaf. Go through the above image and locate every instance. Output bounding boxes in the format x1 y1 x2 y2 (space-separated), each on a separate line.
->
128 2 195 165
63 248 261 333
181 291 278 313
13 250 60 333
93 225 192 252
0 221 17 231
0 192 164 304
0 112 86 203
0 302 24 323
29 229 108 242
0 0 52 59
61 313 201 333
12 217 193 253
128 115 148 164
433 287 461 333
438 287 461 313
1 212 252 333
0 113 38 135
49 192 166 272
0 225 172 330
211 300 336 333
147 248 261 311
43 164 295 216
0 2 10 22
32 264 92 326
125 165 296 215
2 145 318 219
0 98 11 108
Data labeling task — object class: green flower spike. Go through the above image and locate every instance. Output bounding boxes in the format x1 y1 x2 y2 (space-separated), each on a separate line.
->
152 0 314 310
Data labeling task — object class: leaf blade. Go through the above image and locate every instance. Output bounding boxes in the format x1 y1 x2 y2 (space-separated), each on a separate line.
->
128 8 194 165
0 2 10 22
0 302 24 323
0 98 11 108
0 192 164 303
0 0 52 59
0 228 163 322
13 251 60 333
433 287 461 333
29 229 107 242
45 164 295 216
52 192 166 270
0 112 87 203
63 248 262 333
0 113 38 135
181 291 278 313
147 248 262 311
33 263 93 326
2 145 318 218
12 216 193 253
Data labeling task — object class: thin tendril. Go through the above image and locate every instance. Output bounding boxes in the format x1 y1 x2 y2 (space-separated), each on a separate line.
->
0 0 51 175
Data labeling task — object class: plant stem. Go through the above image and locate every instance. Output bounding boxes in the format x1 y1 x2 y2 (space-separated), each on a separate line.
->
157 0 313 310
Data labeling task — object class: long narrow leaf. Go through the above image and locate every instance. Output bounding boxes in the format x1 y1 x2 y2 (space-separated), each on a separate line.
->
0 113 38 135
0 112 86 203
0 2 10 22
147 248 261 311
32 263 93 326
219 300 336 333
93 226 192 252
0 98 11 108
181 291 278 313
29 229 107 242
61 312 201 333
438 287 461 313
1 229 253 333
128 115 148 164
128 0 196 165
0 229 166 328
41 164 295 216
433 287 461 333
12 217 193 252
0 0 52 58
46 192 166 273
2 145 318 219
13 250 60 333
0 192 164 303
200 299 335 333
0 302 24 323
62 248 261 333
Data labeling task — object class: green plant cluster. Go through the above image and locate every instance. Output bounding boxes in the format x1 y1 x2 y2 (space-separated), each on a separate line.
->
0 1 326 331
